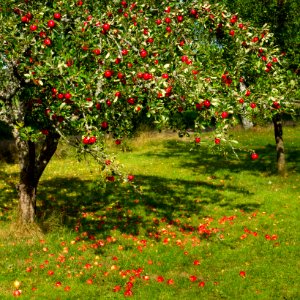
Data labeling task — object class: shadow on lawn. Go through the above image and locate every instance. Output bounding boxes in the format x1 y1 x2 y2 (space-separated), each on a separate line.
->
37 172 256 236
35 130 300 235
144 139 300 176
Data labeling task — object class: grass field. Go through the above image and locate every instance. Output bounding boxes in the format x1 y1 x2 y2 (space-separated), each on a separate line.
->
0 124 299 299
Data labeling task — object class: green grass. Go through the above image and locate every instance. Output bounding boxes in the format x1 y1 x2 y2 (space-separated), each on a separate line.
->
0 124 299 299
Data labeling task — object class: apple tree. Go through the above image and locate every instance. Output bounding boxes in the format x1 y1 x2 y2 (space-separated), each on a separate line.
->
0 0 295 224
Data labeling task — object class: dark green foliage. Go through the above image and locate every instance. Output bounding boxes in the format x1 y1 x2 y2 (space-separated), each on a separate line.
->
211 0 300 73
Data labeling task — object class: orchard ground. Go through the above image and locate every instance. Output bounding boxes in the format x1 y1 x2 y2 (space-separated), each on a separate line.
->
0 124 299 299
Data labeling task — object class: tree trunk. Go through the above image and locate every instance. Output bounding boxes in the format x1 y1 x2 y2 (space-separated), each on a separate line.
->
273 114 286 176
13 129 60 223
18 183 37 223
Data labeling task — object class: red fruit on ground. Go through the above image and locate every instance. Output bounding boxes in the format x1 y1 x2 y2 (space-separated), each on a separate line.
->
13 290 22 297
239 271 246 277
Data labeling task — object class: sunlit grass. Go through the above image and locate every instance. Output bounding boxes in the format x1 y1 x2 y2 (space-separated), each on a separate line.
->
0 124 299 299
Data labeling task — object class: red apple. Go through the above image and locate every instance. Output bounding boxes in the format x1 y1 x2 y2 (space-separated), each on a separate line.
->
47 20 56 28
203 100 210 108
21 16 29 23
195 137 201 143
214 138 221 144
44 38 52 46
181 55 188 62
104 70 113 78
127 175 134 181
41 129 49 135
177 15 183 22
162 73 169 79
64 93 71 100
146 37 154 43
53 12 61 20
251 153 259 160
250 102 256 109
13 290 22 297
30 24 38 31
221 111 228 119
39 31 47 38
190 9 197 15
117 72 124 79
121 49 128 55
195 103 203 110
127 98 135 105
89 136 96 144
101 121 108 129
106 99 112 106
165 6 171 13
93 48 101 55
165 17 171 24
140 49 148 58
102 23 110 31
57 93 64 99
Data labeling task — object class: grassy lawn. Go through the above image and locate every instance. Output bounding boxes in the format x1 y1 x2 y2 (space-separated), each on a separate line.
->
0 124 299 299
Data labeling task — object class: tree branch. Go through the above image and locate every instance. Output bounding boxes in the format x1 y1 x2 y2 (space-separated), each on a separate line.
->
35 132 60 184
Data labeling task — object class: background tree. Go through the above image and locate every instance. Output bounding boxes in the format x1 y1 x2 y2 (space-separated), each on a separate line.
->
210 0 300 73
208 0 300 174
0 0 295 225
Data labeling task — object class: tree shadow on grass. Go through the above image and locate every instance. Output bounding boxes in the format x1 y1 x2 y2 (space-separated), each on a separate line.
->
37 171 257 237
141 139 300 176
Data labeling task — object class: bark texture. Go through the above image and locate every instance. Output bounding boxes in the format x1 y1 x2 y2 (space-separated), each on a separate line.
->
13 130 60 223
273 114 286 176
